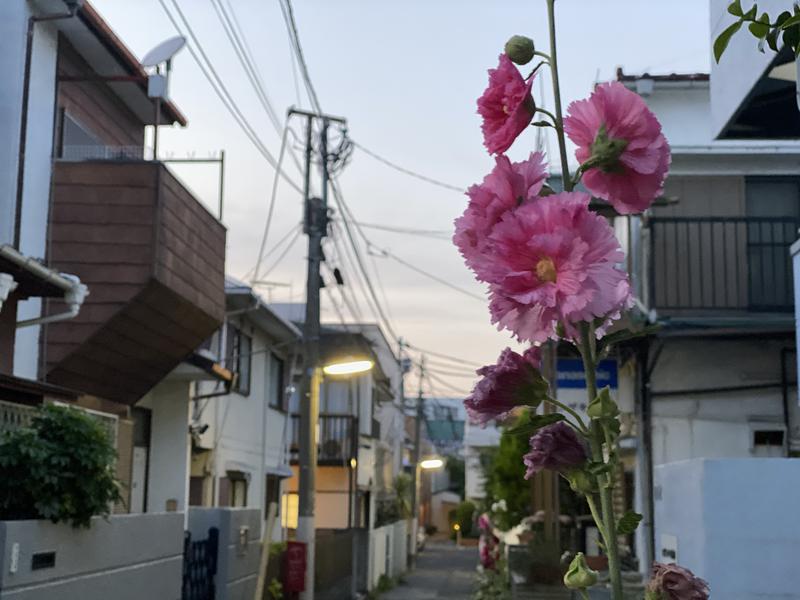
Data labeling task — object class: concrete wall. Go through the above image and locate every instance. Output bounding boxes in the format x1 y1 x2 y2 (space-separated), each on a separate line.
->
367 520 407 590
655 458 800 598
187 508 261 600
464 420 500 501
0 513 183 600
794 239 800 407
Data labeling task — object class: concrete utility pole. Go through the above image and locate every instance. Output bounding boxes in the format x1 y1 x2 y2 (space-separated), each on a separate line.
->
290 107 346 600
410 355 426 563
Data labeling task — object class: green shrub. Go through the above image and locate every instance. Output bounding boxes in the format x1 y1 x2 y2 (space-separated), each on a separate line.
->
267 577 283 600
0 404 122 527
451 500 476 538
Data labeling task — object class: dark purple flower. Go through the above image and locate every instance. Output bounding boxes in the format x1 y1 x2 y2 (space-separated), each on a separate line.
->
646 563 709 600
464 347 543 426
523 422 587 479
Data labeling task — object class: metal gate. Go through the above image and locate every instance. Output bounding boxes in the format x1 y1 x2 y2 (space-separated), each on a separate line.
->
182 527 219 600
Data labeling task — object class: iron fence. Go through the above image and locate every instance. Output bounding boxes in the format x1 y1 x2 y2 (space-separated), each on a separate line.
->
289 414 356 464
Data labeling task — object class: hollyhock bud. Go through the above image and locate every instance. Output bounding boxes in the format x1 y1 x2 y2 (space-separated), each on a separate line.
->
523 422 587 479
563 553 598 590
567 469 595 494
504 35 535 65
464 347 546 426
645 563 710 600
477 55 536 155
587 386 620 420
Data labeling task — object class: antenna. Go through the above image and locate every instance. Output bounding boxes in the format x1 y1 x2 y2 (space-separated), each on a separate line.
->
142 36 187 70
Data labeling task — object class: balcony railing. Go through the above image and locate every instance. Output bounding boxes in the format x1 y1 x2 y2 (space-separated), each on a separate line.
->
290 414 356 465
649 216 800 312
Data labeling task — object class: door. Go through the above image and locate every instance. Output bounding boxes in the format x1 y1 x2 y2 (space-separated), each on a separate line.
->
130 447 148 513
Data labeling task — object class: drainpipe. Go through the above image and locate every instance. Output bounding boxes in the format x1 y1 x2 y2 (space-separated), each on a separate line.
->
17 274 87 328
14 0 83 249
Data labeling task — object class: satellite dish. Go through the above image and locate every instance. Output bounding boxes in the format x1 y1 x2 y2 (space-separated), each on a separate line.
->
141 36 186 68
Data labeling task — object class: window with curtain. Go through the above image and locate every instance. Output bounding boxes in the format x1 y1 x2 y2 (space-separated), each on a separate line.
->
226 324 252 396
268 353 285 410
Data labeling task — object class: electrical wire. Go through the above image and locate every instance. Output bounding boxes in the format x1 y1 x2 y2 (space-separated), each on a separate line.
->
356 222 451 240
403 342 483 369
279 0 322 113
158 0 302 193
258 227 302 279
241 223 301 281
351 141 466 194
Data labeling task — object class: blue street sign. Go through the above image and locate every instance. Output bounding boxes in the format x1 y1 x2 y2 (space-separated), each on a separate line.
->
556 358 618 389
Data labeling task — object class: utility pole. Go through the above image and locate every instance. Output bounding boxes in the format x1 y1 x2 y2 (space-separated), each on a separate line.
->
410 355 425 564
290 107 346 600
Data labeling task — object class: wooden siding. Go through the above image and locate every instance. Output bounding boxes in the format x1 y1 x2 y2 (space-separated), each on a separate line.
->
57 37 144 149
46 161 225 404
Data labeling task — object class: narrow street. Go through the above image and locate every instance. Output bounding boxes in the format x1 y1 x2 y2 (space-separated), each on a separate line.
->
382 541 477 599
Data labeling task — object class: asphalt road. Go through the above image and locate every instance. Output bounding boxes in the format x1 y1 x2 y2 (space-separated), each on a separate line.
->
381 541 477 599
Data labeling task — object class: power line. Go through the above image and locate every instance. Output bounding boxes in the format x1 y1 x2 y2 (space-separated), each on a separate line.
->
356 221 451 240
242 222 301 281
352 141 466 194
256 226 302 280
279 0 322 113
158 0 302 193
403 342 483 369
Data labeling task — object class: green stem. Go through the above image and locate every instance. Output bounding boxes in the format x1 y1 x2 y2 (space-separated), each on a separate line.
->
579 589 591 600
546 0 573 192
579 323 623 600
585 494 607 542
534 107 558 124
544 397 589 434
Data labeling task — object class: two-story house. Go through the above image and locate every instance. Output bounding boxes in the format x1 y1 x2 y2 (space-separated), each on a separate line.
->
0 0 229 518
187 278 300 539
607 65 800 573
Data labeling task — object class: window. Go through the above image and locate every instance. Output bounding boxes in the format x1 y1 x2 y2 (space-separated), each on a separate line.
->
224 471 248 507
58 112 103 160
226 324 252 396
752 428 785 458
268 353 286 410
265 475 281 512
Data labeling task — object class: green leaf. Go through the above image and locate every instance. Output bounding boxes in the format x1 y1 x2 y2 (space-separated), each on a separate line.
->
743 4 758 20
505 411 566 437
749 20 770 38
617 510 643 536
776 11 793 27
784 25 800 52
531 120 554 128
597 324 661 353
780 13 800 29
727 0 743 16
767 28 780 51
715 21 743 62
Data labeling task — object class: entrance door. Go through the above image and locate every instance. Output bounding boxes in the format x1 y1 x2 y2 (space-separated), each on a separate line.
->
130 446 148 513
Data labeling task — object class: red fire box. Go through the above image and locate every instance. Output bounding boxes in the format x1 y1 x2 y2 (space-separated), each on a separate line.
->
283 541 307 593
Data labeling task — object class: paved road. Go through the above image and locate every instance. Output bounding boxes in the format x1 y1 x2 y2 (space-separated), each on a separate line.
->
382 541 477 599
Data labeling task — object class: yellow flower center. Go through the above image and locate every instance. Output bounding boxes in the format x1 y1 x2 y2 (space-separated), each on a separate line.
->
535 257 557 283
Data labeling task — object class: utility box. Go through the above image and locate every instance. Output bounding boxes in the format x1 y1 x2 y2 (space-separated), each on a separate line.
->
654 458 800 598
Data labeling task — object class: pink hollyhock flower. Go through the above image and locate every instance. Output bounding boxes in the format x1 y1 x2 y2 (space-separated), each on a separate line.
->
453 152 548 273
477 513 493 532
523 422 587 479
564 81 670 214
482 192 631 343
479 533 500 570
464 347 543 426
477 54 535 155
646 563 710 600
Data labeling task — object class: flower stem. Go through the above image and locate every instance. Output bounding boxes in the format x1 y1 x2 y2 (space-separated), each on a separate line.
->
546 0 573 192
579 589 591 600
544 397 589 434
579 323 624 600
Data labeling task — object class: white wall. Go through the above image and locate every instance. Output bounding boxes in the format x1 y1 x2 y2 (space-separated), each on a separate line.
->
139 380 192 517
655 458 800 598
0 2 62 378
464 420 501 501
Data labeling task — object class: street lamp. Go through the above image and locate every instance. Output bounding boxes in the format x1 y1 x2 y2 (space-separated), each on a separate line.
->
419 457 444 470
322 358 374 376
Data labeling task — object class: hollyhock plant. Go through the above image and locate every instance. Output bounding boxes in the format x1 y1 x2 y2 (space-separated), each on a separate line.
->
645 563 710 600
464 346 543 426
523 422 587 479
564 81 670 214
482 192 631 343
453 152 547 272
477 54 535 154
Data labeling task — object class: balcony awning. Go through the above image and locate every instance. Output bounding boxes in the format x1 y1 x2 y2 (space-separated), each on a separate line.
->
265 464 294 479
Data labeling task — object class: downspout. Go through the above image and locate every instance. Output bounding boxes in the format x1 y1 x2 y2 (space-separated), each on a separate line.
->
17 274 87 328
14 1 83 249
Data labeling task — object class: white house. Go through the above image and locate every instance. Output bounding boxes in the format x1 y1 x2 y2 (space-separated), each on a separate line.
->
184 278 301 539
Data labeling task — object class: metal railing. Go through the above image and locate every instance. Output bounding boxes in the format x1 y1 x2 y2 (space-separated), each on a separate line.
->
648 216 800 312
59 144 147 161
289 413 356 464
0 400 35 436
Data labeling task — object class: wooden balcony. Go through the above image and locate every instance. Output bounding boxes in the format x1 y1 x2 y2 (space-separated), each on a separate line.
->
44 161 226 404
648 216 800 314
289 414 356 465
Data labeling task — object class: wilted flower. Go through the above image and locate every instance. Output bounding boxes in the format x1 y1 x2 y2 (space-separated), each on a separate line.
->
523 422 587 479
464 347 544 426
477 54 535 154
453 152 548 273
564 81 670 214
482 192 631 343
646 563 710 600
